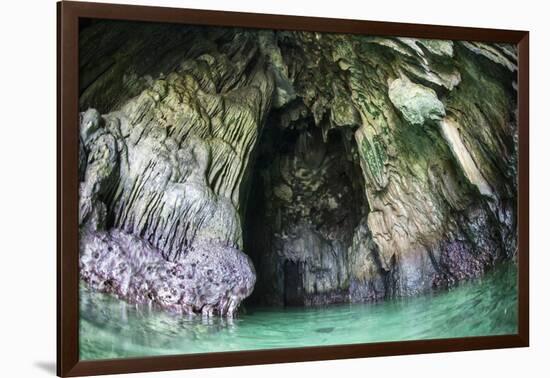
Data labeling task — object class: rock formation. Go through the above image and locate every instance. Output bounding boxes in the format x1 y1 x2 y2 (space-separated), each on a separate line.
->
78 20 518 314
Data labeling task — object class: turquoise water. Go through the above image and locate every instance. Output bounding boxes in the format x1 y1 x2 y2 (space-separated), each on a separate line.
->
79 263 518 360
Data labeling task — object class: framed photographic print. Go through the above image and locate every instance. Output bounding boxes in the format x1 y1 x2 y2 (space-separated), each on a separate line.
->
57 1 529 376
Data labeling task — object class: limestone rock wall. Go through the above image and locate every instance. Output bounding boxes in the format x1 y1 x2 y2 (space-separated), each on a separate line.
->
245 33 517 304
78 20 518 313
79 22 273 315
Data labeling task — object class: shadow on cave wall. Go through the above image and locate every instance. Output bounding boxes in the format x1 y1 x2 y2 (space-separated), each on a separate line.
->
242 109 369 307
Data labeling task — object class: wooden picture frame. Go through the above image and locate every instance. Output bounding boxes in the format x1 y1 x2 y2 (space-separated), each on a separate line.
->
57 1 529 376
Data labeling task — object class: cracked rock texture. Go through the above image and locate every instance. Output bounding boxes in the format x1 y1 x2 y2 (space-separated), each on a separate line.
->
79 20 518 313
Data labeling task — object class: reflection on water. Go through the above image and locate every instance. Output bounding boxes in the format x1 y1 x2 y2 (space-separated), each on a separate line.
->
80 263 517 360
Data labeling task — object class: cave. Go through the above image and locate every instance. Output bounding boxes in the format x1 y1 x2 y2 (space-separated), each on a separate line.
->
72 16 522 361
242 110 369 306
77 20 519 319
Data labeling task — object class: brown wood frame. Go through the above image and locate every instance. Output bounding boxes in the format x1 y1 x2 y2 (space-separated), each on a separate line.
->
57 1 529 376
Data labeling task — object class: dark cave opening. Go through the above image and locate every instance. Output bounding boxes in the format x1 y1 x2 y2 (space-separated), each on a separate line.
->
283 260 304 307
242 111 369 307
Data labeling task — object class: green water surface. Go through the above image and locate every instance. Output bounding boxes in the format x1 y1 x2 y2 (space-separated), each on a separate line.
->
80 263 518 360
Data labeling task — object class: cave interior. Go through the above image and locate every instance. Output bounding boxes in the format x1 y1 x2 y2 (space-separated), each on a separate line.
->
76 20 518 316
243 106 371 307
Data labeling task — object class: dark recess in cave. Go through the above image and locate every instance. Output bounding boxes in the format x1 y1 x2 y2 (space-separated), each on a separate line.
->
284 260 304 306
242 109 369 307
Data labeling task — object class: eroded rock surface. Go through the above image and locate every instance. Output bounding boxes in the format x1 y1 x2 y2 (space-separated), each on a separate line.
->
80 229 255 316
79 20 518 312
